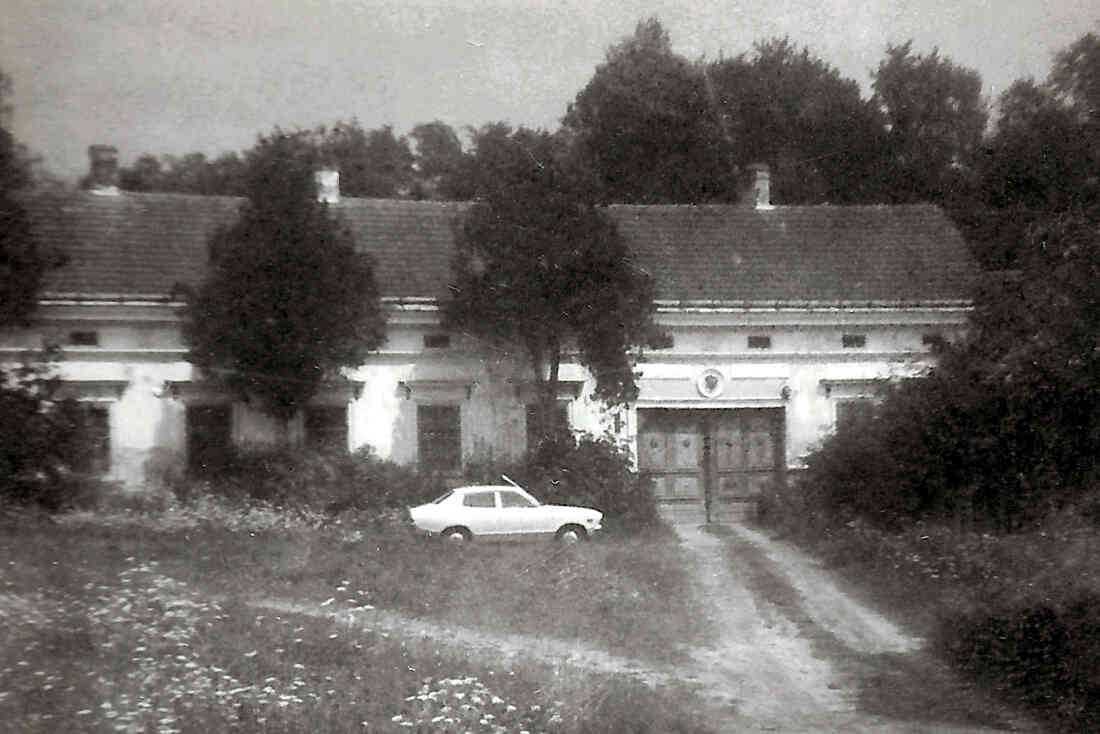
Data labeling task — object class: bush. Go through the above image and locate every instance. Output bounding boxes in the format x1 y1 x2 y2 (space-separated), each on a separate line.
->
0 351 100 512
936 587 1100 731
169 445 441 514
467 430 663 534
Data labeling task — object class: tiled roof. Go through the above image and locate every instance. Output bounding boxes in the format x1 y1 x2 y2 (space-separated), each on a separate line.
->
610 203 976 305
24 191 975 305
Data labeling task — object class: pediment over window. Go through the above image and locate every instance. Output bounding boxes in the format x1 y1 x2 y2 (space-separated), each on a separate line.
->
819 378 886 399
398 379 474 402
56 380 127 401
165 379 364 404
511 379 584 403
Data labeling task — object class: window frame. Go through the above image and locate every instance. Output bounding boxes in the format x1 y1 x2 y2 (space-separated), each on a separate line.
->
747 335 772 350
841 333 867 349
69 330 100 347
462 490 497 508
423 333 451 350
417 404 462 472
835 398 875 432
304 404 349 451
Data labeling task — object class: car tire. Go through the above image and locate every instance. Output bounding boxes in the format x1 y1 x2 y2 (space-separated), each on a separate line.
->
441 526 472 543
555 525 586 544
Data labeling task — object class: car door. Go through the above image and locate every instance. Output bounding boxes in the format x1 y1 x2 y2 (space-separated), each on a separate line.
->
498 489 547 537
460 490 500 536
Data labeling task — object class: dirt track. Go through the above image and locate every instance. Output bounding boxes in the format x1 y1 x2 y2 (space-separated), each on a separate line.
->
247 522 1038 733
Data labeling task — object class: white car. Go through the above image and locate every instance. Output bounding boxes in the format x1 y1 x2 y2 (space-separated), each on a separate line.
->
409 480 603 543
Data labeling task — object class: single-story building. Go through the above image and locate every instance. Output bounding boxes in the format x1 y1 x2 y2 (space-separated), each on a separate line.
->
2 148 976 521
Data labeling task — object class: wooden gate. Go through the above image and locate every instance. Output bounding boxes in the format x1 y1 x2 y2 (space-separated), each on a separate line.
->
637 408 785 523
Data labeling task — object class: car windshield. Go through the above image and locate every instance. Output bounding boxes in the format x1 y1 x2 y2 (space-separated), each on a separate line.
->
430 490 454 504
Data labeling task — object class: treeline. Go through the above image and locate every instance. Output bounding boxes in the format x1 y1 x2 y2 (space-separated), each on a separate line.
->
795 30 1100 532
102 19 1100 270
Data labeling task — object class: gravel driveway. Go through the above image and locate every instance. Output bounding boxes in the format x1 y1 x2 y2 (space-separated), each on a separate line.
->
247 521 1039 733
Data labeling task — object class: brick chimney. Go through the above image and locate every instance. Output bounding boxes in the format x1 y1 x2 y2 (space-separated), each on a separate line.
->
314 168 340 204
87 145 119 195
746 163 773 210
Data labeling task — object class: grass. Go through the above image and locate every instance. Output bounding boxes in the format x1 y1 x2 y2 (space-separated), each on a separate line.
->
0 504 717 733
755 512 1100 731
65 504 714 665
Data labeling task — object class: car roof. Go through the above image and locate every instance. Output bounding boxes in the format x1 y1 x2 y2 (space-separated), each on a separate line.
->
451 485 522 494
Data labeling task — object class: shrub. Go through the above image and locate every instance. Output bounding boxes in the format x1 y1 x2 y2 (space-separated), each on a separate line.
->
935 587 1100 731
0 351 99 512
170 445 440 514
467 430 663 534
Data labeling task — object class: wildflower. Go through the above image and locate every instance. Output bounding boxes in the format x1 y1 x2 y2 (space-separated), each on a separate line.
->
243 650 258 658
321 597 335 607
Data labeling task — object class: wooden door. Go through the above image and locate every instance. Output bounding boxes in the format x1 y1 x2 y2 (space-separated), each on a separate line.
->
639 408 784 523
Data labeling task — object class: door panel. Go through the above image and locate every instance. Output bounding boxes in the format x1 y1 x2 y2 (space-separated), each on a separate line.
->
639 408 785 523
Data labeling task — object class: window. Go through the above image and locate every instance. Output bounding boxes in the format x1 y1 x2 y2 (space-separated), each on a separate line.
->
187 404 232 476
525 402 569 450
69 330 99 346
418 405 461 472
423 333 451 349
500 490 537 508
836 399 875 432
747 335 771 350
305 406 348 451
74 405 110 474
462 491 496 508
841 334 866 349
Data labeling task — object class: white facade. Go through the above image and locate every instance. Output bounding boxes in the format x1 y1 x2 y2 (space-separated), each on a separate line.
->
1 295 967 493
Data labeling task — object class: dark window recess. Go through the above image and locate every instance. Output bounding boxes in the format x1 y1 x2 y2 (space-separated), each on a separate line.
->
74 405 110 474
187 404 233 476
747 335 772 350
418 405 461 472
69 331 99 346
305 406 348 451
922 333 945 348
525 402 569 450
650 333 674 350
836 399 875 432
841 334 867 349
423 334 451 349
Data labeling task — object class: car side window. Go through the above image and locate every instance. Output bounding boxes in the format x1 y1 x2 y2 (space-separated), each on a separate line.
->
500 491 537 508
462 491 496 508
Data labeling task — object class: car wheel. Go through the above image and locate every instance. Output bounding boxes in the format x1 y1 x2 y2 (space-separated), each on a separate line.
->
555 525 586 544
441 526 472 543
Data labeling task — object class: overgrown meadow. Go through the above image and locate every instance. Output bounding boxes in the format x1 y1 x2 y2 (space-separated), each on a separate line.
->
0 499 715 733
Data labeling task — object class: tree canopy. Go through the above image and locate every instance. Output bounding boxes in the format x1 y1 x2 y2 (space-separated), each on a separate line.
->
181 130 386 429
442 125 664 440
872 42 987 204
563 18 737 204
117 120 415 199
0 69 60 327
706 38 887 204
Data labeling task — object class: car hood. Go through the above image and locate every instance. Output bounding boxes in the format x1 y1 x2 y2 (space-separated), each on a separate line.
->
541 504 602 516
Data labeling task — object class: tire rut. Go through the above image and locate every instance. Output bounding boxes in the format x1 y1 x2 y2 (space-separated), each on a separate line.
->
684 521 1037 733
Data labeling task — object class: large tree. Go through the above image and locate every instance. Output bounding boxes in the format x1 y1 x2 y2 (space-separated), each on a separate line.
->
563 18 736 204
182 130 386 438
317 121 413 197
706 37 887 204
963 30 1100 268
442 125 664 442
409 120 466 199
872 42 987 204
0 70 57 326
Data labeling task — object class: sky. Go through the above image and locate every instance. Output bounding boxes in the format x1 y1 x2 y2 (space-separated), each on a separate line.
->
2 0 1097 182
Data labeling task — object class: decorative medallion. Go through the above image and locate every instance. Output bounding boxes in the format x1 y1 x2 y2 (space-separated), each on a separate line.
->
696 368 726 399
